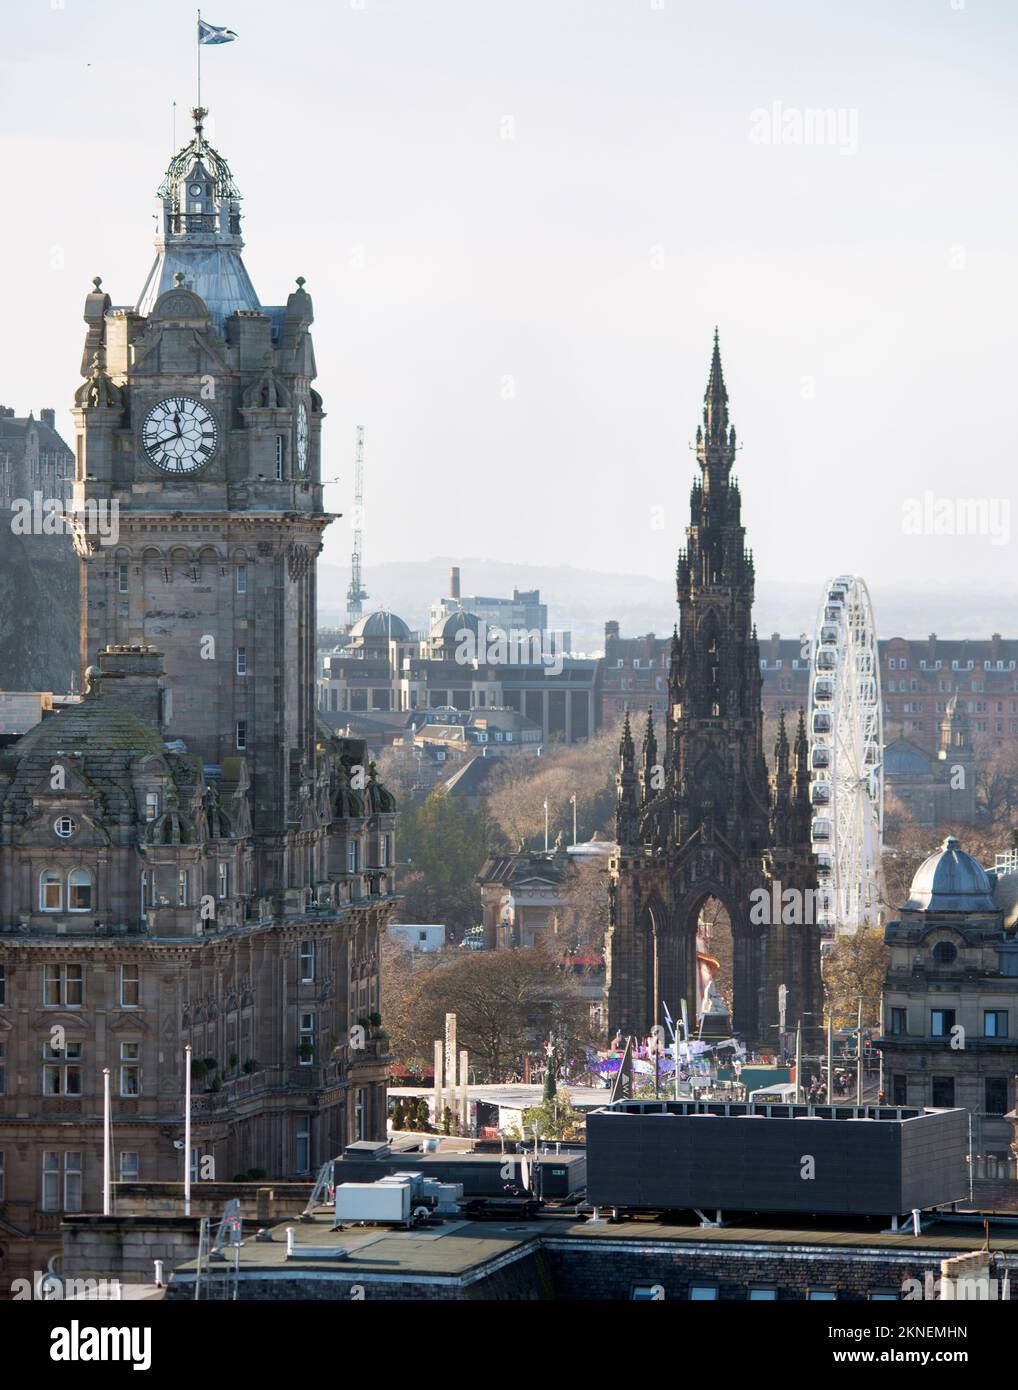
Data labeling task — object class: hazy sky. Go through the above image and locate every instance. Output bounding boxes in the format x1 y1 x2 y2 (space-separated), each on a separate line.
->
3 0 1016 610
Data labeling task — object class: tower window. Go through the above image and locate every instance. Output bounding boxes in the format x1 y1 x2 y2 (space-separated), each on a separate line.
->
178 869 189 907
298 1011 316 1066
236 720 247 750
144 791 160 821
120 1041 141 1097
120 964 140 1008
299 941 316 984
236 647 247 676
236 564 247 594
275 436 285 480
117 564 129 594
44 964 83 1008
43 1040 83 1097
40 869 63 912
68 869 93 912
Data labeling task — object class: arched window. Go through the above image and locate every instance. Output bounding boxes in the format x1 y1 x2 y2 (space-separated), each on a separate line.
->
40 869 62 912
68 869 93 912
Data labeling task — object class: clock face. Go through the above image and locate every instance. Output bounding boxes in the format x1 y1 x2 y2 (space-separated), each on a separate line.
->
142 397 217 473
296 401 309 471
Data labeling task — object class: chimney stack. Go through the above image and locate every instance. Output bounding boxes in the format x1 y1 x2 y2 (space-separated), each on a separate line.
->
95 645 168 732
450 566 461 600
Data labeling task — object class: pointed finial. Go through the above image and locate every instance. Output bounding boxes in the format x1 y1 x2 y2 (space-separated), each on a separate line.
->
174 271 185 287
296 276 306 290
703 325 730 444
775 709 789 750
92 276 102 291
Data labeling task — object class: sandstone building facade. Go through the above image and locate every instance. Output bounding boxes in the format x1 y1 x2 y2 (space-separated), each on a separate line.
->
880 837 1018 1165
0 108 396 1288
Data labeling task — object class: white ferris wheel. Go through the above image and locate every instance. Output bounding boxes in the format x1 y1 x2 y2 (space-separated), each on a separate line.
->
806 575 884 935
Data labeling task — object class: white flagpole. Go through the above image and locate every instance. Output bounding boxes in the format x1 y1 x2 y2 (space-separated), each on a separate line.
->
544 799 548 852
184 1043 192 1216
572 796 577 846
102 1067 111 1215
197 10 202 110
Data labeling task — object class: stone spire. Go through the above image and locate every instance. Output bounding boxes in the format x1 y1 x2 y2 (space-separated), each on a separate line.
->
615 710 639 847
696 327 738 475
771 711 792 843
639 707 658 803
704 327 728 441
792 707 811 836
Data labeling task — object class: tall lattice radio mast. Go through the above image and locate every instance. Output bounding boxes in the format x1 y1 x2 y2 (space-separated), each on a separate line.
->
346 425 368 626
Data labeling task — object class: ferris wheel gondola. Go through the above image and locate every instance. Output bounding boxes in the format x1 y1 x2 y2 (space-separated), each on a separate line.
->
806 575 884 935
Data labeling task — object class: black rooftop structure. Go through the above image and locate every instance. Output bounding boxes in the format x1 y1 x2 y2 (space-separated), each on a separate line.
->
586 1100 968 1219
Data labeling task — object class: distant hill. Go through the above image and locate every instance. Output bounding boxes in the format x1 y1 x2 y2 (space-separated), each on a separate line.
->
317 556 1018 648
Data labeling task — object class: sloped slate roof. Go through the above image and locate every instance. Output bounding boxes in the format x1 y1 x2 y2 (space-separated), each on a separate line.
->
0 695 169 822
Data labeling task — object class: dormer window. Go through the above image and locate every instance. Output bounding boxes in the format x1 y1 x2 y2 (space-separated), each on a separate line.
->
144 791 160 822
54 816 76 839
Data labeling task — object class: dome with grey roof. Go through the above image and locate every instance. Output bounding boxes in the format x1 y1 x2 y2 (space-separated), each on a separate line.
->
349 610 410 641
904 836 997 913
429 609 483 645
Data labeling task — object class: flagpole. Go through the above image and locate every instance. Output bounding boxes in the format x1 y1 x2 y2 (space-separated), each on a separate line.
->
184 1043 192 1216
197 9 201 109
102 1068 111 1215
572 795 577 846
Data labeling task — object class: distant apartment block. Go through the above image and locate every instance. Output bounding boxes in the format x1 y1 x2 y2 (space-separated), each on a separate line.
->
600 621 669 727
760 631 1018 752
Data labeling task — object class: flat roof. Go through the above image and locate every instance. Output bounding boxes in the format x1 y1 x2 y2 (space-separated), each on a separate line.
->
167 1208 1018 1287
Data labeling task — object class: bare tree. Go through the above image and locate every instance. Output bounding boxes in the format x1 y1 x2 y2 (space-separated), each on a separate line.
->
822 928 889 1030
381 943 594 1081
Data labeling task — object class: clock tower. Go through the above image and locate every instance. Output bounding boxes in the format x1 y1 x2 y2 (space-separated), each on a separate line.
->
73 107 325 859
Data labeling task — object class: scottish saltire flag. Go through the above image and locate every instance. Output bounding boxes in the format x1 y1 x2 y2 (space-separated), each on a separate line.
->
198 18 238 44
